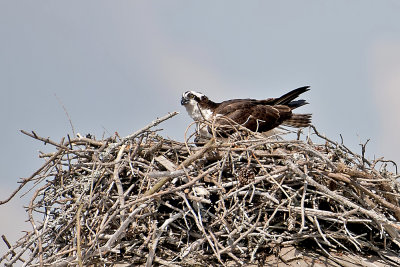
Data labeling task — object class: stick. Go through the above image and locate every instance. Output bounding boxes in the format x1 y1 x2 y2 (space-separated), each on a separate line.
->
76 203 84 267
113 145 126 222
287 160 400 246
106 111 179 154
0 149 64 205
143 138 215 196
146 212 183 267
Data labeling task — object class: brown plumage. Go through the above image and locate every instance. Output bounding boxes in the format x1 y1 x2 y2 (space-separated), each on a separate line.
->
181 86 312 136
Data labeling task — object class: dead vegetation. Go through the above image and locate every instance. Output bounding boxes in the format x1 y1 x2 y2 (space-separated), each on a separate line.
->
1 111 400 266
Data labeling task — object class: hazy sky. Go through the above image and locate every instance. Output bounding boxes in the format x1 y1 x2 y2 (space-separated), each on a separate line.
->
1 1 400 260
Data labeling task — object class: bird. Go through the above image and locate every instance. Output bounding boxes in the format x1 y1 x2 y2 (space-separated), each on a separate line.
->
181 86 312 138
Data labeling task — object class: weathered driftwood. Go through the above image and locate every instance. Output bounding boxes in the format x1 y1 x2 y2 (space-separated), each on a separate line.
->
1 111 400 266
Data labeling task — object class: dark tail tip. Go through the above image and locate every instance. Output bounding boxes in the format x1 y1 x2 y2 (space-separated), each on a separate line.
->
275 86 310 105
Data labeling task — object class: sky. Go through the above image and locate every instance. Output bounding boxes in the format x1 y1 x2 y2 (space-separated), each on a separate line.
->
1 0 400 261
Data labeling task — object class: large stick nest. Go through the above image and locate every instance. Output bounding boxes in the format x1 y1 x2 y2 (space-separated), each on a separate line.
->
1 112 400 266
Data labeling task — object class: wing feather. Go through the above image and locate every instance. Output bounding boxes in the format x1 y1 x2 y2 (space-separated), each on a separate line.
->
214 103 291 132
204 87 310 135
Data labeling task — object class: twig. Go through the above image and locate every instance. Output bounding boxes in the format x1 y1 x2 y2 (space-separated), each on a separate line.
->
54 93 76 137
143 138 215 196
107 111 179 153
3 117 400 266
298 182 307 234
0 149 64 205
113 145 126 222
76 203 84 267
146 212 183 267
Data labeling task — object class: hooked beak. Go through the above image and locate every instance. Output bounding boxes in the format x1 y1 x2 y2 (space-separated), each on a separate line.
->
181 97 189 105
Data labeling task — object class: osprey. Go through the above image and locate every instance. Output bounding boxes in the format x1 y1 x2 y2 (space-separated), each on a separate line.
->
181 86 312 137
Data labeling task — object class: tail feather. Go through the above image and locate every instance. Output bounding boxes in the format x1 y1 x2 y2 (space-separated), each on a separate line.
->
287 99 308 109
282 114 312 128
274 86 310 105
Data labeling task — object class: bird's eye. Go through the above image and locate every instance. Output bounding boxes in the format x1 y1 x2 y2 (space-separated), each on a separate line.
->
189 94 194 99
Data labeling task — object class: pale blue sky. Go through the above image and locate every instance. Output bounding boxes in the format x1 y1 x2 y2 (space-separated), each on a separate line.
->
1 1 400 260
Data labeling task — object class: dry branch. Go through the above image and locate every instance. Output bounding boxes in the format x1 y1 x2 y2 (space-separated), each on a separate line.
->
1 111 400 266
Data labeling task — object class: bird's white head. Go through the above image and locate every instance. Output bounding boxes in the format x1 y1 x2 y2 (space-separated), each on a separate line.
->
181 91 212 121
180 91 206 106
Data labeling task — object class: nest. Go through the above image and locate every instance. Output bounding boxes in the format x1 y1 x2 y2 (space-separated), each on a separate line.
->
1 111 400 266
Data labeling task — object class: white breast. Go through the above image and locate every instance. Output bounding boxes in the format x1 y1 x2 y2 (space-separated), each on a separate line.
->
184 100 214 137
184 100 214 121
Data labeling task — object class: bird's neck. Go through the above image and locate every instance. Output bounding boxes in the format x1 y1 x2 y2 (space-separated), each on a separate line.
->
199 99 218 110
186 100 218 121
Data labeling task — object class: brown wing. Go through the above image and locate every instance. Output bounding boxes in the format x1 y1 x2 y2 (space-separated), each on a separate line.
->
210 86 310 134
214 86 309 111
214 102 293 132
